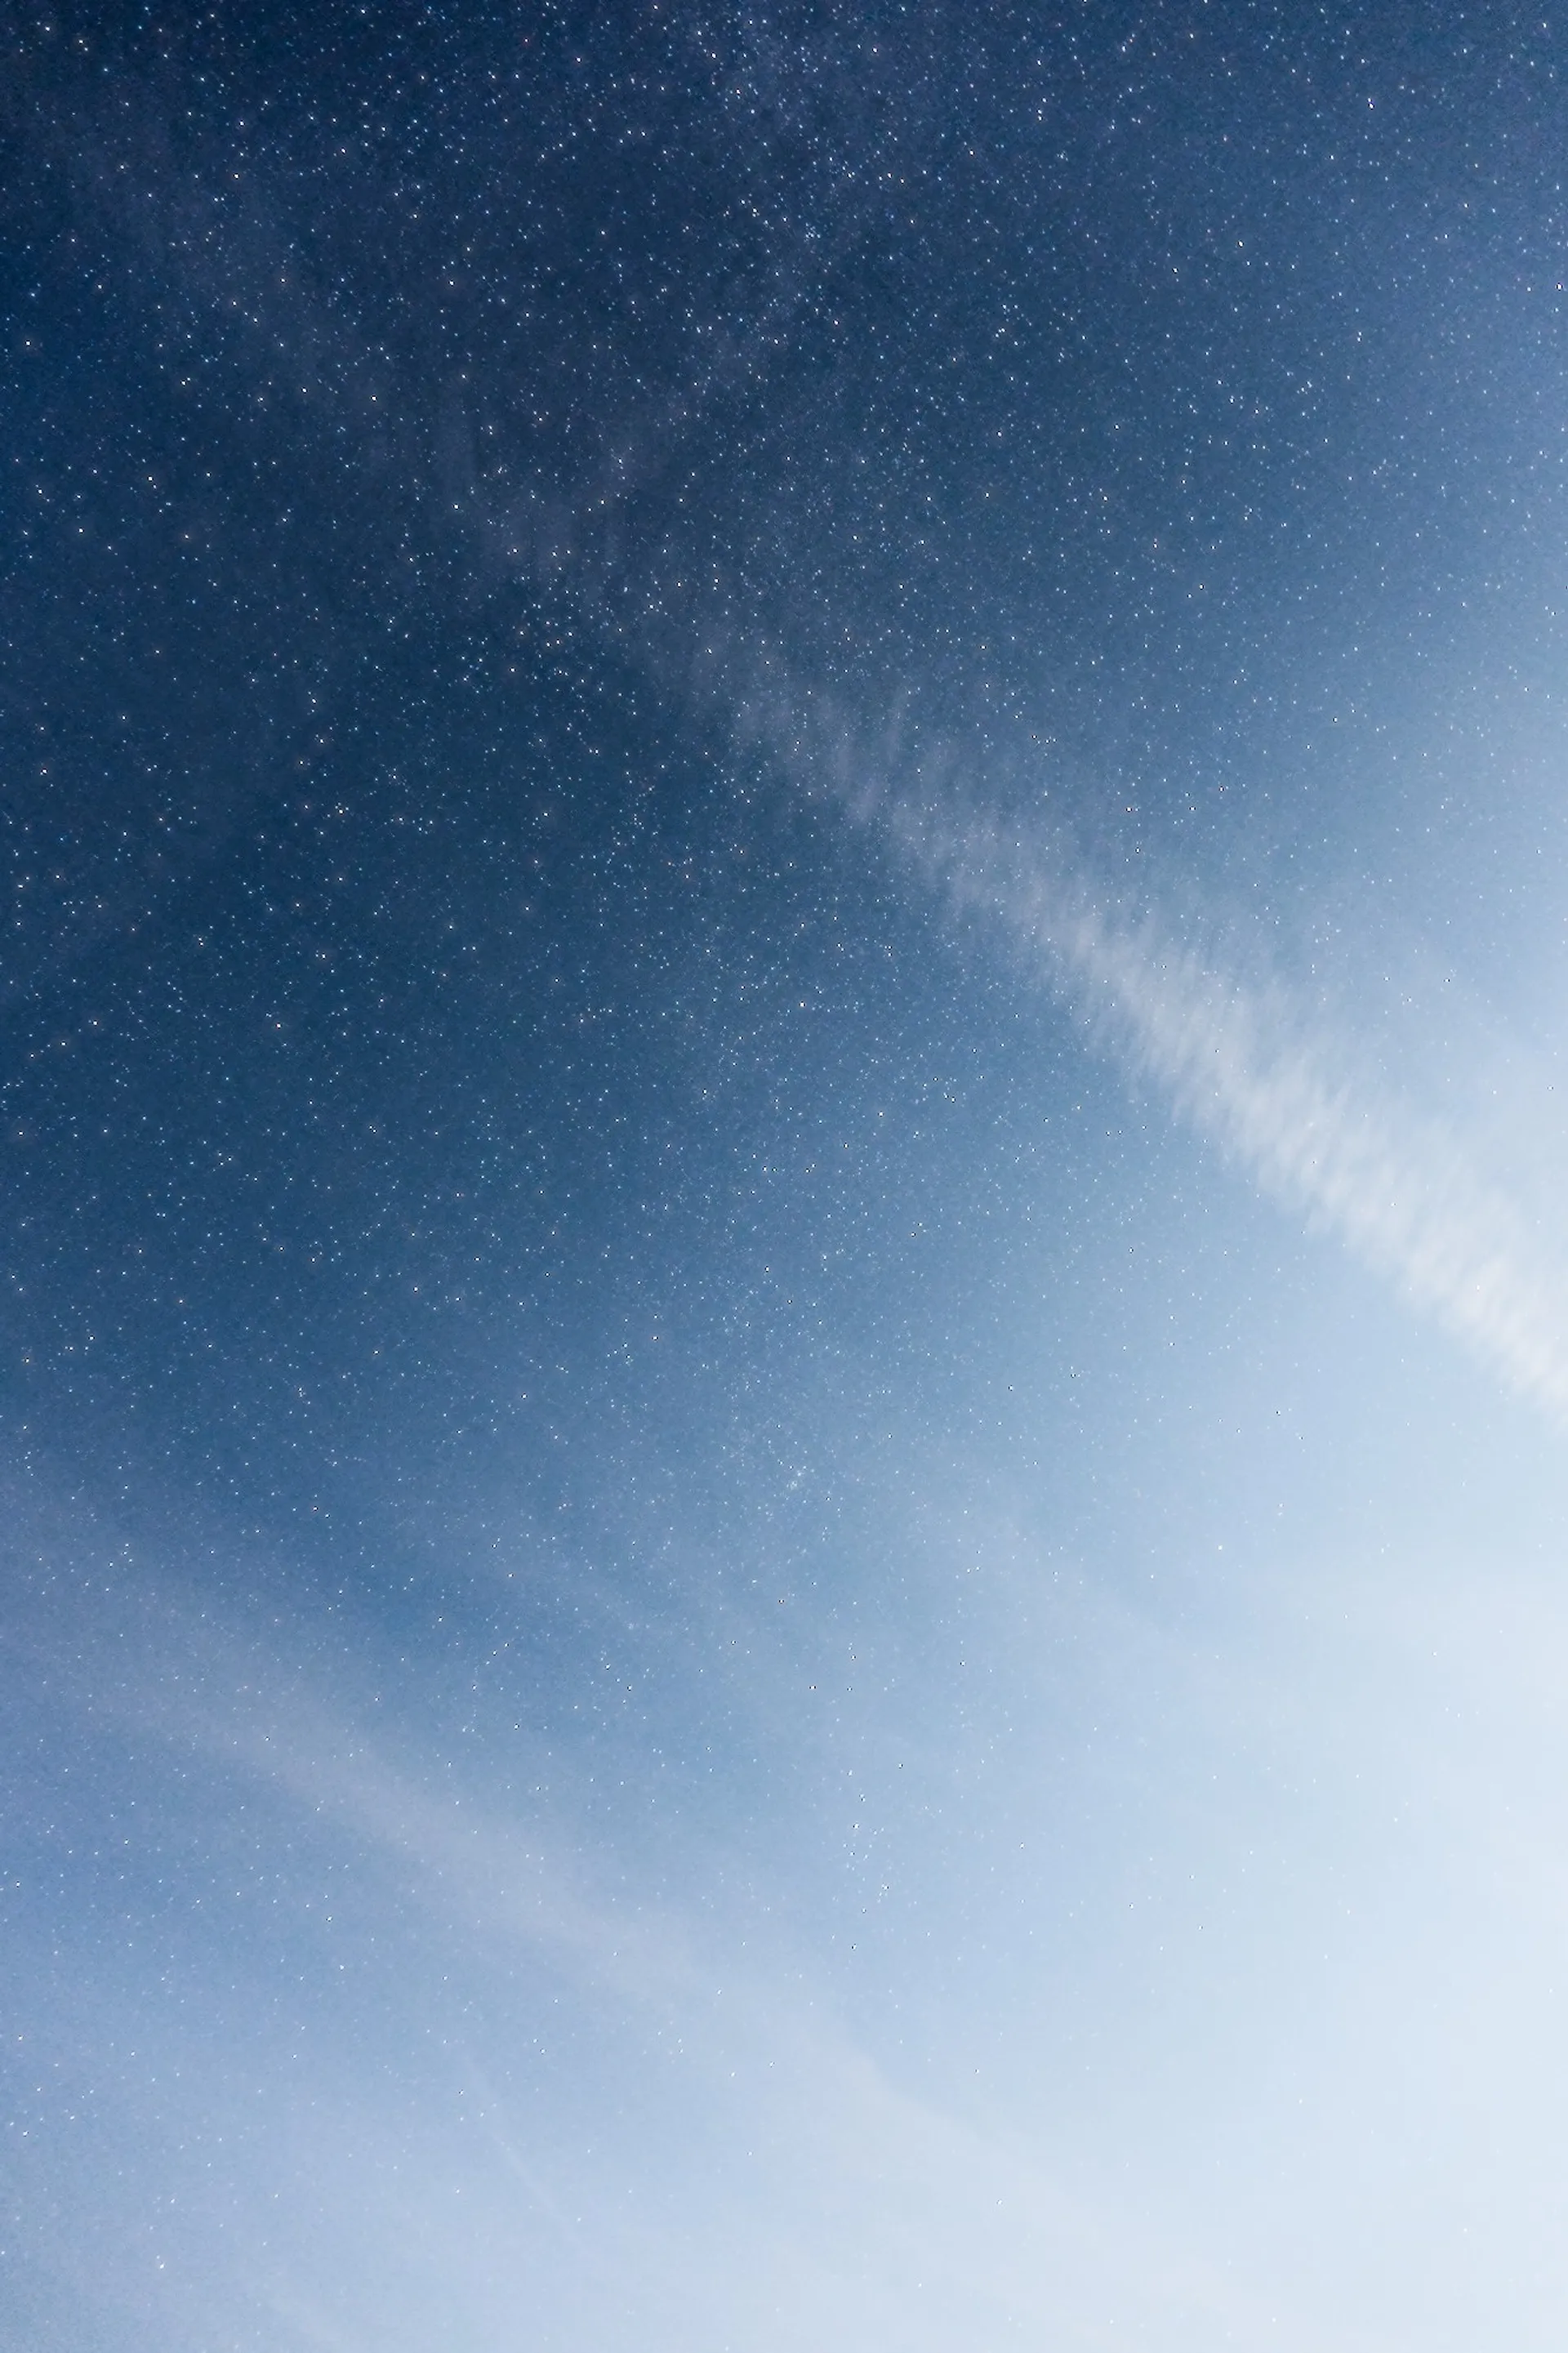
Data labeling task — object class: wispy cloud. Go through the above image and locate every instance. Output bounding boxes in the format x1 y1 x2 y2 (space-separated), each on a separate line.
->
1 1473 1340 2352
158 1629 1349 2351
728 673 1568 1428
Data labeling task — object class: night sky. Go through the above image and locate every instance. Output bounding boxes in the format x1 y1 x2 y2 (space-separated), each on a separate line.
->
7 7 1568 2347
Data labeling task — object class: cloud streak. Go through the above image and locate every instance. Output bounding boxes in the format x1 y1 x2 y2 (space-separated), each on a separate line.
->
2 1479 1341 2353
729 677 1568 1428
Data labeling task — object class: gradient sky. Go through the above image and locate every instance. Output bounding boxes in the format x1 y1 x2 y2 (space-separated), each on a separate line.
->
7 7 1568 2347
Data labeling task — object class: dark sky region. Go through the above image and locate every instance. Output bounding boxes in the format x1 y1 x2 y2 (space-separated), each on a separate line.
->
7 7 1568 2348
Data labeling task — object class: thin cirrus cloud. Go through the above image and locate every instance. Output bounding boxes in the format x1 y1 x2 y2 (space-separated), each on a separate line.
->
938 809 1568 1427
721 670 1568 1430
0 1471 1334 2353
